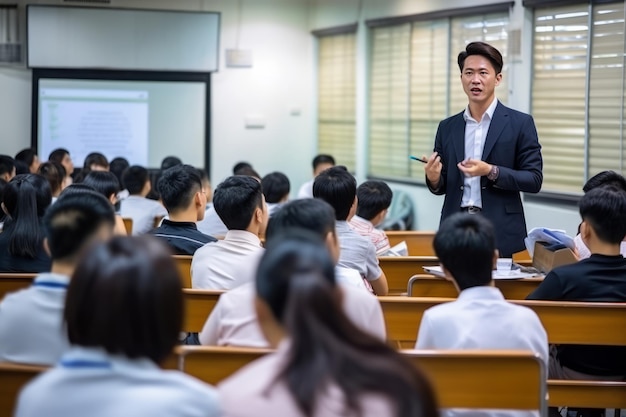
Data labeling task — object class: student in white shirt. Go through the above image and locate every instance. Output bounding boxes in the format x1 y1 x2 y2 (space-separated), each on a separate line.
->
218 232 438 417
415 213 548 417
296 154 335 199
261 171 290 217
120 165 167 235
191 175 268 289
199 198 384 347
350 180 393 256
14 236 220 417
0 189 116 365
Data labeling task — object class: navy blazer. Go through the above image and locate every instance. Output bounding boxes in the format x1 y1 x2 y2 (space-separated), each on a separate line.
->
428 101 543 256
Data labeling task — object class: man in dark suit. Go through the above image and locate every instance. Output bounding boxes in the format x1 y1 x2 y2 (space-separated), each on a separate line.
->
424 41 543 258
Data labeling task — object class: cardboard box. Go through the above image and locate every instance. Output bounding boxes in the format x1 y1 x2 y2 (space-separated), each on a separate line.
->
532 241 577 273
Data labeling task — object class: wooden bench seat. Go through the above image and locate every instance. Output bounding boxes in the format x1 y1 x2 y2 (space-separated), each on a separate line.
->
0 362 47 417
407 274 544 299
378 256 439 295
182 289 224 333
173 255 193 288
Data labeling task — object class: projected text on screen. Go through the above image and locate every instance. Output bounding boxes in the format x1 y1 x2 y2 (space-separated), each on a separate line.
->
40 88 149 166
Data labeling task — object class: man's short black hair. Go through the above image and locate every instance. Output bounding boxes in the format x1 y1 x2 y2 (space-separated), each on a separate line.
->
109 157 130 186
15 148 37 167
122 165 150 196
161 156 182 171
583 170 626 193
157 164 202 213
458 41 503 74
0 155 15 178
433 213 495 290
265 198 335 244
65 236 183 364
312 166 355 221
312 154 335 170
44 190 115 262
261 172 291 204
356 180 393 221
213 175 263 230
232 161 252 175
48 148 69 164
82 171 120 200
579 186 626 244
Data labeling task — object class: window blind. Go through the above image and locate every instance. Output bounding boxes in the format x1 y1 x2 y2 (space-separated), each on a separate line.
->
317 32 357 171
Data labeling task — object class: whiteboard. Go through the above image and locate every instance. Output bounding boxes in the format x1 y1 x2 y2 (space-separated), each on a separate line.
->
27 6 220 72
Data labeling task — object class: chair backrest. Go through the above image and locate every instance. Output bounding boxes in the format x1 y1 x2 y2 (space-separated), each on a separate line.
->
0 362 47 417
122 217 133 235
379 296 626 347
378 256 439 295
402 349 546 411
407 274 543 299
0 273 37 302
182 289 224 333
172 255 193 288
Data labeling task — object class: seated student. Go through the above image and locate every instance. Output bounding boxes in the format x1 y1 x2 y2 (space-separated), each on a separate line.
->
527 186 626 381
109 157 130 200
350 180 393 255
120 165 167 235
82 171 127 236
573 170 626 259
0 190 115 365
0 174 52 272
218 232 438 417
48 148 74 186
0 154 16 182
191 175 267 289
38 161 67 204
297 153 335 199
74 152 109 183
14 236 220 417
199 199 384 348
15 148 40 174
161 155 182 170
0 179 6 230
261 171 290 217
313 166 389 295
150 165 216 255
416 213 548 417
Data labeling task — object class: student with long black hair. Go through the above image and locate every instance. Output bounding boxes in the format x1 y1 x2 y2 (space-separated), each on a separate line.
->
218 231 438 417
0 174 52 272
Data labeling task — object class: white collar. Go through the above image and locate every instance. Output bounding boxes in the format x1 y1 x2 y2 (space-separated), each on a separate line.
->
463 97 499 123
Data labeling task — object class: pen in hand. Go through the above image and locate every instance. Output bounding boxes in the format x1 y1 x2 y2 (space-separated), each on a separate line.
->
409 155 427 164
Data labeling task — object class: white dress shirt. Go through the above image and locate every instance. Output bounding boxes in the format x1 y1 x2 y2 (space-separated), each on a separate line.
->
461 97 499 209
196 204 229 238
14 346 220 417
297 179 314 199
199 271 386 348
120 195 168 235
0 273 70 365
416 285 548 417
191 230 264 290
218 341 396 417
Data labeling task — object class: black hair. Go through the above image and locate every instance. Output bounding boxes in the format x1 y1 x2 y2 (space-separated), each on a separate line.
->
2 174 52 258
232 161 252 175
458 41 503 74
0 155 16 179
48 148 69 164
157 164 202 213
38 161 66 196
65 236 183 364
15 148 38 169
579 186 626 244
161 156 182 171
583 170 626 193
261 172 291 204
0 179 7 222
196 167 210 184
257 231 438 417
14 160 30 175
44 190 115 262
59 183 97 197
234 165 261 179
83 152 109 171
109 157 130 187
82 171 120 201
312 154 335 170
146 170 162 200
122 165 150 196
266 198 335 243
213 175 264 230
356 180 393 221
312 166 356 221
433 213 495 290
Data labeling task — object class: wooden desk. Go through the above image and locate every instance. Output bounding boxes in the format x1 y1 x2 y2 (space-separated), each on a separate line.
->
407 274 543 299
0 274 36 301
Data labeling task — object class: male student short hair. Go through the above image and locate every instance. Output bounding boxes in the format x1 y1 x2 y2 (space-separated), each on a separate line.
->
579 186 626 244
161 156 182 171
15 148 37 168
312 166 355 221
356 180 393 221
261 172 290 204
0 155 15 178
48 148 69 164
582 170 626 193
157 164 202 213
122 165 150 196
312 154 335 171
433 213 495 290
213 175 263 230
44 190 116 262
82 171 120 200
265 198 335 244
